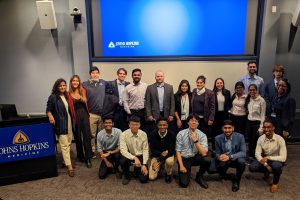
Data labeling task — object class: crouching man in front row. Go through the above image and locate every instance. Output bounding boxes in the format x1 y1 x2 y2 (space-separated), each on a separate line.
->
176 114 211 188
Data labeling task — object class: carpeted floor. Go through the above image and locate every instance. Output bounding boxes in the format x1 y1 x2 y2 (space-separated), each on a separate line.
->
0 143 300 200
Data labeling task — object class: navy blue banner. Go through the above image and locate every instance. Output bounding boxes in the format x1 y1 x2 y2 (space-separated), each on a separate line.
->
0 123 56 163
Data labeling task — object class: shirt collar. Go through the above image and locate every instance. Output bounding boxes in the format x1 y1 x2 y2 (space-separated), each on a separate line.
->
117 79 125 85
158 130 167 138
105 129 115 137
196 87 205 95
156 82 164 87
264 134 276 142
130 131 139 137
247 74 258 80
89 79 99 83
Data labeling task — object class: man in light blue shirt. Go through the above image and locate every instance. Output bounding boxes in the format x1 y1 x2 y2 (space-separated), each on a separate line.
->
97 116 122 179
176 114 211 188
240 61 264 95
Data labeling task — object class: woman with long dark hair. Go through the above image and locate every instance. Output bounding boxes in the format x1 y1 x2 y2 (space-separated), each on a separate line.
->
267 78 296 138
245 84 266 158
212 78 231 149
46 78 74 177
229 81 247 135
68 75 93 168
174 80 192 131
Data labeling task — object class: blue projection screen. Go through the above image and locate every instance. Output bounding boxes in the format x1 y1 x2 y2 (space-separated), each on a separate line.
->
90 0 258 59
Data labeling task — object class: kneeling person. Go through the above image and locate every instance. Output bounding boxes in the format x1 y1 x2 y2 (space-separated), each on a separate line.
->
149 118 175 183
120 116 149 185
176 114 211 188
249 119 287 193
97 116 122 179
215 120 246 192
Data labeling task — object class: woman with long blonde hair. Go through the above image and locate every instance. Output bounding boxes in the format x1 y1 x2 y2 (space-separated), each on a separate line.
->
68 75 93 168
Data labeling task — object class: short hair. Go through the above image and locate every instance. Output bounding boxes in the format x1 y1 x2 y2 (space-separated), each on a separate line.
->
102 116 114 123
273 64 285 74
89 66 99 74
196 75 206 83
247 61 256 66
156 117 168 125
187 114 200 123
117 68 127 75
263 119 275 127
128 115 141 123
235 81 245 89
280 78 291 95
132 68 141 76
222 120 234 126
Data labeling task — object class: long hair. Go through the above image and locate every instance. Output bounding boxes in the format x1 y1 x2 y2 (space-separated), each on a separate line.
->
280 78 291 95
69 75 87 102
176 79 191 95
51 78 67 97
213 77 227 94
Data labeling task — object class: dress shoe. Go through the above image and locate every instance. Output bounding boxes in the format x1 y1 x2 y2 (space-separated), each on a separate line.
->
195 175 208 189
232 179 240 192
86 159 92 168
122 177 130 185
270 184 279 193
67 169 75 177
165 175 172 183
219 173 232 181
116 172 122 179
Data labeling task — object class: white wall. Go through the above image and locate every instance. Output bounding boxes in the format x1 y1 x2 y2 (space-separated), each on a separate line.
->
93 61 248 93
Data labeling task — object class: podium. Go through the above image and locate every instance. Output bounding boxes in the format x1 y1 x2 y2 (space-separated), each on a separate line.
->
0 117 58 185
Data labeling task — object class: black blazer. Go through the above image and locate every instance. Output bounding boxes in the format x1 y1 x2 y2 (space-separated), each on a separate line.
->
214 89 232 113
174 92 192 118
108 79 130 98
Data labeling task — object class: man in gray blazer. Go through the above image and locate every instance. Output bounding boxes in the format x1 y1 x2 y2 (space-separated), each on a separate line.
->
145 70 175 132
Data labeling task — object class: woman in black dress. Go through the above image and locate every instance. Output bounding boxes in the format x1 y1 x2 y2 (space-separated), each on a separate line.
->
68 75 93 168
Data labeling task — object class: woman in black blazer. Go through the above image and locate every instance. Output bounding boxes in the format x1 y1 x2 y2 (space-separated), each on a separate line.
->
212 78 232 149
174 80 192 131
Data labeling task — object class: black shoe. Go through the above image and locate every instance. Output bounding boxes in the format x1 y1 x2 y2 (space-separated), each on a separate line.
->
165 175 172 183
86 159 92 168
116 172 122 179
219 173 233 181
122 177 130 185
196 175 208 189
232 179 240 192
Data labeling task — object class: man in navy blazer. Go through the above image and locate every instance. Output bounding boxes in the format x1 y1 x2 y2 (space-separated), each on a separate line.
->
215 120 246 192
108 68 130 131
145 70 175 132
264 64 284 102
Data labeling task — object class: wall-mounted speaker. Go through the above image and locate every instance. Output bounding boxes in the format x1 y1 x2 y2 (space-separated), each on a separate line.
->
292 0 300 26
36 1 57 29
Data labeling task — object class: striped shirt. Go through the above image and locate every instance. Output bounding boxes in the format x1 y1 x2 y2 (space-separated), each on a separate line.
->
120 129 149 164
97 128 121 152
176 128 208 158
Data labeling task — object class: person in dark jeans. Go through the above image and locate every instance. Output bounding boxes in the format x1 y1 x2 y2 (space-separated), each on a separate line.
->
97 117 122 179
176 114 211 188
119 116 149 185
214 120 246 192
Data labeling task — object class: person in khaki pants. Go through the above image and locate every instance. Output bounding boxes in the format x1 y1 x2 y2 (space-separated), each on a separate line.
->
149 118 175 183
82 66 107 155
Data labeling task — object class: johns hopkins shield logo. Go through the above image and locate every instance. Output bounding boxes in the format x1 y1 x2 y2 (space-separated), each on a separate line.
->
108 41 115 48
13 130 30 145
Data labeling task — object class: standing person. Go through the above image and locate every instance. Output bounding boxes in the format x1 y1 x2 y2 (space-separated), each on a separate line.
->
68 75 93 168
214 120 246 192
191 75 215 140
149 118 176 183
97 117 122 179
249 120 287 193
122 68 148 131
229 81 247 135
264 65 285 102
174 80 192 131
245 84 266 158
82 66 107 155
46 78 74 177
145 70 175 133
212 78 231 149
267 78 296 138
108 68 130 131
176 114 211 188
240 61 264 95
119 116 149 185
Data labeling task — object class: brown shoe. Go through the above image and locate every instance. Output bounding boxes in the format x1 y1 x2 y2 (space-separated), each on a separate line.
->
67 169 75 177
270 184 278 193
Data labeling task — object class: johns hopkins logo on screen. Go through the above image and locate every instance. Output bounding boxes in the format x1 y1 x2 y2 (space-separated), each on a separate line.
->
0 130 50 161
108 41 140 49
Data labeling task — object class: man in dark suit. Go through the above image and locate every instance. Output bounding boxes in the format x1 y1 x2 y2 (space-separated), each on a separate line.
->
108 68 130 131
145 70 175 133
214 120 246 192
264 64 284 102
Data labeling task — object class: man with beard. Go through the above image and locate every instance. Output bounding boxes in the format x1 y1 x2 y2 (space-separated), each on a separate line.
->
249 120 287 193
122 68 148 131
240 61 264 95
214 120 246 192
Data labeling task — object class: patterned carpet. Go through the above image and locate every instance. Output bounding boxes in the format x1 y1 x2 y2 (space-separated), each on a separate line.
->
0 143 299 200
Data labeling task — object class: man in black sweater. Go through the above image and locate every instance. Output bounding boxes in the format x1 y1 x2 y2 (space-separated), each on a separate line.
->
149 118 176 183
